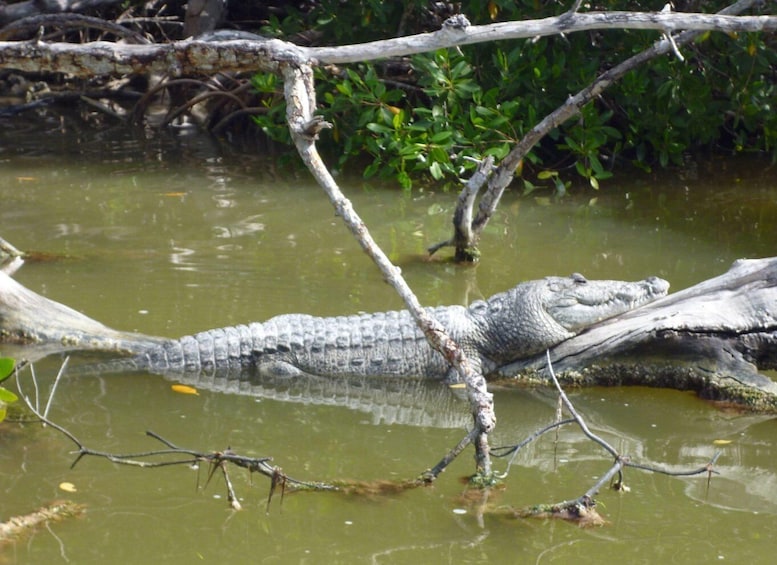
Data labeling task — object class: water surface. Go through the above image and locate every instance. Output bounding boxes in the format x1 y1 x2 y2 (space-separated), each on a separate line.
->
1 124 777 564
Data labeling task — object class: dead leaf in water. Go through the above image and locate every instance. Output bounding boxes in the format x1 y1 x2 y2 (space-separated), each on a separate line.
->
171 384 199 396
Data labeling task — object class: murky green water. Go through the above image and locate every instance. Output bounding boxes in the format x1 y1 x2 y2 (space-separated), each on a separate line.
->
1 124 777 564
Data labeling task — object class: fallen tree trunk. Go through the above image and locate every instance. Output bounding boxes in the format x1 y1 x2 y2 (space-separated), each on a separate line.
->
497 257 777 411
1 257 777 410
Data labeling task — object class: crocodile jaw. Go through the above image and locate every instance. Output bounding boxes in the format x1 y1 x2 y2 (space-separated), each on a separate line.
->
543 273 670 333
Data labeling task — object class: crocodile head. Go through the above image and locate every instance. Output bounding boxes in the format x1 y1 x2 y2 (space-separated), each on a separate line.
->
543 272 670 333
474 272 670 365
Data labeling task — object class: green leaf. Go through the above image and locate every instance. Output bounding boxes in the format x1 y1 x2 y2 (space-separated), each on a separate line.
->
391 109 405 130
0 387 17 403
484 144 510 160
363 161 381 179
366 123 393 135
0 358 14 382
429 146 449 164
430 131 453 143
336 82 352 96
451 60 473 78
537 170 558 180
429 161 443 180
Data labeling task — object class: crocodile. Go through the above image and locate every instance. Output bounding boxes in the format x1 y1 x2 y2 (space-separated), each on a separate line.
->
119 273 670 381
0 269 669 381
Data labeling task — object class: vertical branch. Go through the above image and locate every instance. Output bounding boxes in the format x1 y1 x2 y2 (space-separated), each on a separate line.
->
280 60 496 478
473 0 758 230
428 156 494 261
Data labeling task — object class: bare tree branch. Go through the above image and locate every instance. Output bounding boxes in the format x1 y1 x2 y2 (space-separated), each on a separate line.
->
280 60 497 479
0 10 773 76
0 12 151 42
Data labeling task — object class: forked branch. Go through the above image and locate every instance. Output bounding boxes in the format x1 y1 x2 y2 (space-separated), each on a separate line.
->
429 0 761 262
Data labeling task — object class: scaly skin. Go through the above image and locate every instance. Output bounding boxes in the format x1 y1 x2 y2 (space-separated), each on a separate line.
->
133 273 669 380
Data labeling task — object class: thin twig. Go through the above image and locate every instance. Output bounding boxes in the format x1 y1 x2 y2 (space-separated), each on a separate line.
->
14 361 337 504
29 363 40 414
545 351 619 459
625 452 722 477
42 356 69 420
422 429 476 482
491 417 576 477
525 352 724 517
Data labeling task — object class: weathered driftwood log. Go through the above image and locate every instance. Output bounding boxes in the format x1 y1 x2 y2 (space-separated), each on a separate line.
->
497 257 777 411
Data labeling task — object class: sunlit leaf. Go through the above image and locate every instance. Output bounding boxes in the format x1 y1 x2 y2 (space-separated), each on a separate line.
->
171 384 199 396
391 109 405 130
429 161 443 181
537 170 558 180
59 482 77 493
0 388 18 403
713 439 733 445
0 358 14 382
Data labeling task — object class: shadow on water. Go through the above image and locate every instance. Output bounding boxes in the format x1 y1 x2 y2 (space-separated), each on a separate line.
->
2 119 777 563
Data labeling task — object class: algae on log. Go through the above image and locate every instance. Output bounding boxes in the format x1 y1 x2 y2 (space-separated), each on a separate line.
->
496 257 777 411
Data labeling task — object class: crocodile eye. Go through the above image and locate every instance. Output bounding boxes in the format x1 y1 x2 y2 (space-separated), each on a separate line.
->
570 273 588 284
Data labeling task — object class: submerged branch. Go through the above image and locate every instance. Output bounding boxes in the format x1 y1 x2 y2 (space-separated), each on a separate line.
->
421 429 476 482
14 364 338 509
0 501 84 546
509 353 724 524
